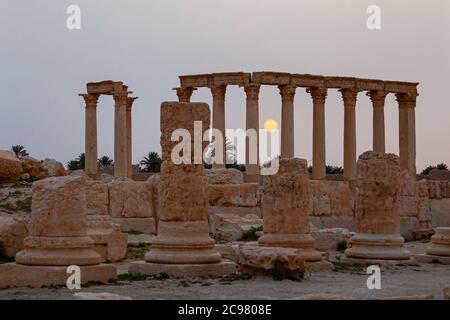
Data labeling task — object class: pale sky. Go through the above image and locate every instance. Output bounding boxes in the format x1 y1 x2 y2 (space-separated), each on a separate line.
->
1 0 449 171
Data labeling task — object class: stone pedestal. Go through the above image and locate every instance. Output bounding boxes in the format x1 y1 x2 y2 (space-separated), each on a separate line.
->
345 152 410 261
258 158 323 262
0 175 117 288
129 102 236 278
415 228 450 264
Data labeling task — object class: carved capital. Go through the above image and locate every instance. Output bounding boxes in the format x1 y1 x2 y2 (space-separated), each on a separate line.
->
175 87 196 102
210 85 227 100
126 97 138 111
243 84 260 100
113 92 128 106
366 90 388 107
339 88 359 106
80 94 99 108
306 87 327 104
396 92 417 109
278 85 296 102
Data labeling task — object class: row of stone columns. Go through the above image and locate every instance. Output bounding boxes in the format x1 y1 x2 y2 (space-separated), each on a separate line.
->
81 93 138 178
175 85 417 181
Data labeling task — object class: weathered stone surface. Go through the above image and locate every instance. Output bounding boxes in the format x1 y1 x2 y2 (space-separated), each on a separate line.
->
85 179 109 216
400 217 421 241
426 227 450 257
320 216 355 230
212 214 262 241
108 181 153 218
146 174 160 227
311 228 351 251
428 169 450 181
205 168 244 184
209 183 259 207
309 180 354 216
29 175 87 237
444 287 450 300
112 217 156 234
74 292 133 300
209 206 261 218
42 159 67 177
21 157 48 180
430 199 450 227
0 151 23 182
237 244 305 280
345 152 410 260
0 216 28 257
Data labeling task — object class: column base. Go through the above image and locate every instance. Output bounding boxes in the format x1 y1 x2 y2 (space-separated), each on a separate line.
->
0 263 117 289
258 233 323 262
344 233 410 260
414 254 450 265
129 260 237 278
426 227 450 257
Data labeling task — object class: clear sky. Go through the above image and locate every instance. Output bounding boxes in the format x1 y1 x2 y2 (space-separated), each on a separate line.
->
1 0 449 171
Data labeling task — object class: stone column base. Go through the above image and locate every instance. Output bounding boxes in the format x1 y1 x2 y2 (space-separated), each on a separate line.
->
425 227 450 257
344 233 410 260
129 260 237 278
0 263 117 289
414 254 450 265
15 236 102 266
146 220 221 264
258 233 323 262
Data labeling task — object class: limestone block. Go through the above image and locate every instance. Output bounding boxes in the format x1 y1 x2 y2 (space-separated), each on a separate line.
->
320 216 355 230
29 175 87 237
108 181 153 218
311 228 351 251
400 170 418 197
0 216 28 257
146 174 160 226
209 183 259 207
309 180 331 216
0 150 23 182
329 181 354 216
209 206 261 217
42 159 67 177
212 213 262 241
86 180 109 216
417 180 430 198
430 199 450 228
400 217 421 241
426 227 450 257
112 217 156 234
399 196 419 217
21 157 48 180
205 168 244 185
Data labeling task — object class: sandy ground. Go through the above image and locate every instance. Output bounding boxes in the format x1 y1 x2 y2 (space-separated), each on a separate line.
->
1 242 449 300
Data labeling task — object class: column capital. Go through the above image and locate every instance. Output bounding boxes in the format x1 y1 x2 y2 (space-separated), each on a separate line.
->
126 97 138 111
306 87 328 104
278 85 296 102
174 87 196 102
79 93 100 107
339 88 360 106
113 92 128 105
243 84 260 100
210 85 227 99
366 90 388 106
395 92 418 109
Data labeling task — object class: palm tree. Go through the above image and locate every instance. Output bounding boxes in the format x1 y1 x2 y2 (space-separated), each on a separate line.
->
140 152 162 173
98 156 114 168
67 153 85 171
11 145 29 158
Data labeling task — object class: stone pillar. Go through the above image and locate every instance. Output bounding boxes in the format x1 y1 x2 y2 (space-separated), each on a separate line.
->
0 175 117 288
396 93 417 175
258 158 322 261
244 84 260 183
129 102 236 277
210 85 227 168
345 151 410 260
126 97 138 178
340 89 359 181
279 85 296 158
175 87 196 103
307 87 327 180
113 93 128 177
81 94 99 176
367 90 388 153
426 228 450 257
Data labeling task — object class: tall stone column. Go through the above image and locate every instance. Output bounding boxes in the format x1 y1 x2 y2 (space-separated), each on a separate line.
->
126 97 138 178
367 90 388 153
340 89 359 181
175 87 196 103
244 84 261 183
345 151 410 260
396 93 417 175
307 87 327 180
113 93 128 177
81 94 100 176
279 85 296 158
210 85 227 168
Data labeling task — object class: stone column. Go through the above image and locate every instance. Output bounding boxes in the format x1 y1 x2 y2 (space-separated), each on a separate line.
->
307 87 327 180
126 97 138 178
81 94 99 176
345 151 410 260
244 84 261 183
113 92 128 177
175 87 196 103
396 93 417 175
258 158 322 261
210 85 227 168
279 85 296 158
340 89 359 181
129 102 236 277
367 90 388 153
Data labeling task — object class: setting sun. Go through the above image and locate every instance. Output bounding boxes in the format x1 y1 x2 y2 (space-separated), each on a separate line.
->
264 119 278 133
